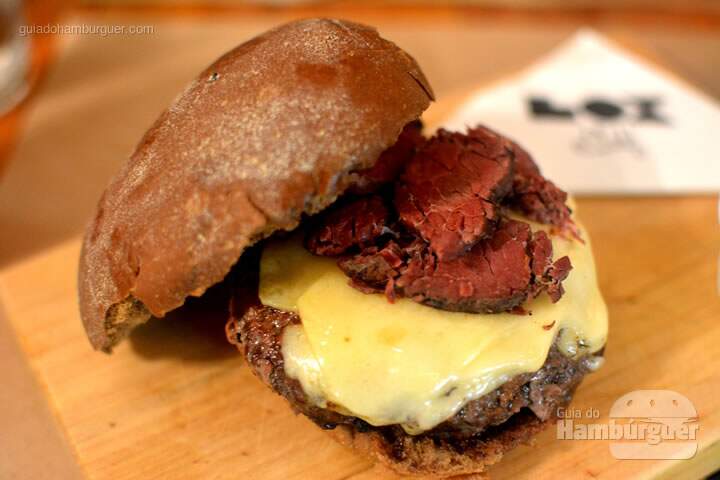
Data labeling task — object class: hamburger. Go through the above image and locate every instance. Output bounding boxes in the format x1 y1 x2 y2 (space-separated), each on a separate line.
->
78 18 608 478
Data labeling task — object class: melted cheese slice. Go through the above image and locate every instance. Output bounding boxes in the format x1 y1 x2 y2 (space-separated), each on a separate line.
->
259 218 608 434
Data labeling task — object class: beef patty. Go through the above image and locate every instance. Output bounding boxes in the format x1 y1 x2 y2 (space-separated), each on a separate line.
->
227 303 600 443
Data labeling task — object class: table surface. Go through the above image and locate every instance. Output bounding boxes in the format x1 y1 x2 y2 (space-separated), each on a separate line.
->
0 7 719 480
1 197 719 478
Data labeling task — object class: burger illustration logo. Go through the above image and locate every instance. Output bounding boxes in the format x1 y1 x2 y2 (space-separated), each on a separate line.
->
609 390 698 460
557 390 699 460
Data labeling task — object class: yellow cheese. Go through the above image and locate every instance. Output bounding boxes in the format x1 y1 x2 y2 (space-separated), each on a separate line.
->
259 218 608 434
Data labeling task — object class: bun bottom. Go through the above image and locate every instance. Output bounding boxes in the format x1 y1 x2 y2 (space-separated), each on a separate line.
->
328 410 554 478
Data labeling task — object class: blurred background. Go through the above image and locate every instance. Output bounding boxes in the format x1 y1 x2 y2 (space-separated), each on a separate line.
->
1 3 719 480
1 1 719 268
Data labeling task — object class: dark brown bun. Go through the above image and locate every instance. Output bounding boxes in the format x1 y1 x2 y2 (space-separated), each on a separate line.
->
329 413 551 478
78 18 433 352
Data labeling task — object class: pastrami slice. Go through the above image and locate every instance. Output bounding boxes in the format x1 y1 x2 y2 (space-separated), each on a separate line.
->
305 195 390 256
395 219 532 313
339 219 573 313
509 141 575 232
394 127 515 261
350 121 425 194
338 241 405 291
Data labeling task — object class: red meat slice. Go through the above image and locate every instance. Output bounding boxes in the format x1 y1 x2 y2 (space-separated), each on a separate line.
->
394 126 515 261
305 195 389 256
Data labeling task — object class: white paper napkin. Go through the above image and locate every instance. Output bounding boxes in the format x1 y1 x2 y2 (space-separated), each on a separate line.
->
442 29 720 194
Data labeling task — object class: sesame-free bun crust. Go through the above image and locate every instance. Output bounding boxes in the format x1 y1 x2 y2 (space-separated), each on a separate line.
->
330 412 551 478
78 18 433 351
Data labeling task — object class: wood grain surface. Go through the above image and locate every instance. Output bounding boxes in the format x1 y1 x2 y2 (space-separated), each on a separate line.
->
1 194 719 480
1 11 719 480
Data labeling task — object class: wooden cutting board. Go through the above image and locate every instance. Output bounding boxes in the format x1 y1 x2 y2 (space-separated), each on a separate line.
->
1 194 719 480
2 12 720 480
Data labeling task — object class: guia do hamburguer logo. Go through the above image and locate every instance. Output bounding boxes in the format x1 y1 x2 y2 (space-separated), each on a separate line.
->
556 390 699 460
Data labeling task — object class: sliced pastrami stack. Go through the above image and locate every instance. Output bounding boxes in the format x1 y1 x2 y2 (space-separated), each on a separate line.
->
340 219 572 313
305 124 576 314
